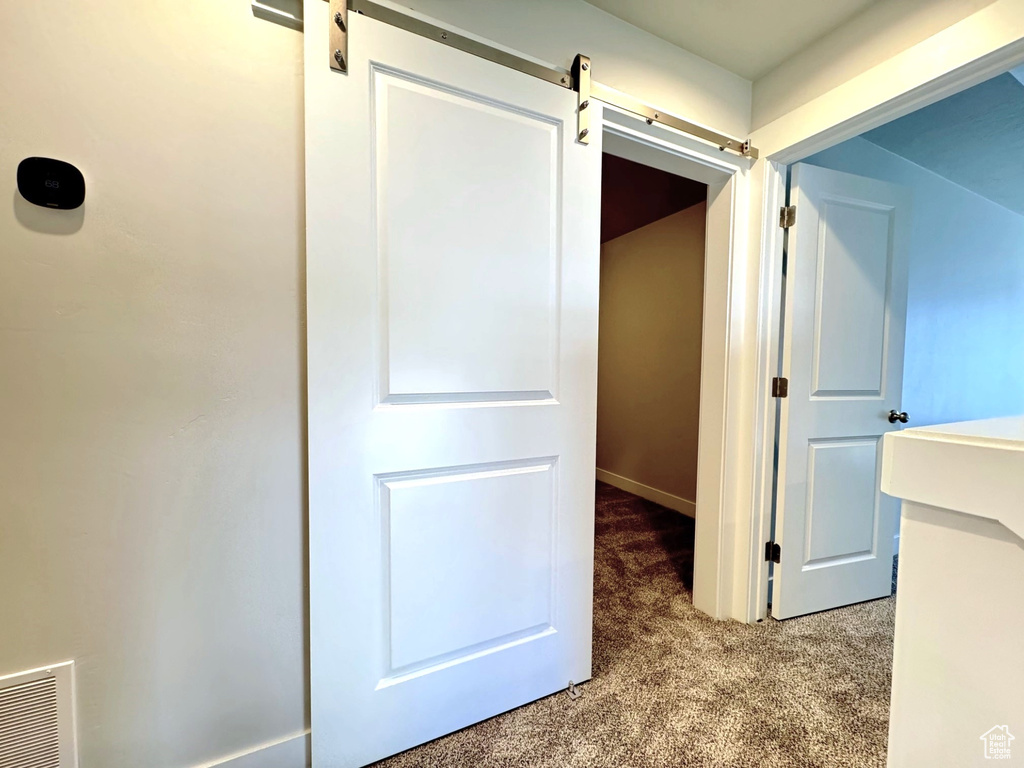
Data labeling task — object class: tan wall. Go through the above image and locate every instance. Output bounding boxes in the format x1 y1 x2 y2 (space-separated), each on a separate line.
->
596 203 706 505
0 3 307 767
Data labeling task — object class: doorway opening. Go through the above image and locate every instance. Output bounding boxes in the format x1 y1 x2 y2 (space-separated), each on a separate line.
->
764 65 1024 620
596 152 707 527
592 149 707 646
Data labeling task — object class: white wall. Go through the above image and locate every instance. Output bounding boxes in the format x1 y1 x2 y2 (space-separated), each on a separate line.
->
393 0 752 138
0 2 307 767
804 137 1024 427
752 0 994 130
0 0 754 762
750 0 1024 159
597 205 705 511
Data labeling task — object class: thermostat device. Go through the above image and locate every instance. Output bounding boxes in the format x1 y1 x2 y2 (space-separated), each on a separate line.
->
17 157 86 210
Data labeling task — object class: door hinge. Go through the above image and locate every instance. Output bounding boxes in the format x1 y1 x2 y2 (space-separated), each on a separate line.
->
779 205 796 229
765 541 781 564
771 376 789 398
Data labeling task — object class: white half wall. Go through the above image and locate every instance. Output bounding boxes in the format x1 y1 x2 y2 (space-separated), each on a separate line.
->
0 2 308 767
804 137 1024 427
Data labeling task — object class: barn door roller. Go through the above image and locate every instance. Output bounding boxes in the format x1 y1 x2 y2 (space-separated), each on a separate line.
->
318 0 758 158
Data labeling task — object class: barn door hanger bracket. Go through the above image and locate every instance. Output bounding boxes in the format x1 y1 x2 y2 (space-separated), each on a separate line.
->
569 54 758 158
572 55 592 145
328 0 348 72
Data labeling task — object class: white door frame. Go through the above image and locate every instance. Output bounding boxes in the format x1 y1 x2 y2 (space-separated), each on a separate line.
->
744 38 1024 623
600 106 752 620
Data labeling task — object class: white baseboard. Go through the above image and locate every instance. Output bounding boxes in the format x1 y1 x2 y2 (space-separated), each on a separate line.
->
192 731 310 768
596 468 696 517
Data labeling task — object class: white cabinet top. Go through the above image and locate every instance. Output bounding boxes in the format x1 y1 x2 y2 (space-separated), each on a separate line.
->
881 416 1024 540
897 415 1024 446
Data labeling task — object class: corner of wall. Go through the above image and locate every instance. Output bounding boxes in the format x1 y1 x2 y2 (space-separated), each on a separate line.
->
193 732 311 768
751 0 996 131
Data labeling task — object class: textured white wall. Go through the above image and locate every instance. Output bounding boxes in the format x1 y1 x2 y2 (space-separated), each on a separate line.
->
805 137 1024 427
0 2 307 767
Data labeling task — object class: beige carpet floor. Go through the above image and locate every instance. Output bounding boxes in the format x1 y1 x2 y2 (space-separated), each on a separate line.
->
375 481 897 767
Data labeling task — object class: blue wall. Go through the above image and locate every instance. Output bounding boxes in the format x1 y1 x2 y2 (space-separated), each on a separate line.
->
803 138 1024 427
863 74 1024 217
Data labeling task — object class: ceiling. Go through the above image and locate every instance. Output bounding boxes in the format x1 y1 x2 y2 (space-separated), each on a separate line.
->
862 72 1024 216
601 154 706 243
582 0 877 80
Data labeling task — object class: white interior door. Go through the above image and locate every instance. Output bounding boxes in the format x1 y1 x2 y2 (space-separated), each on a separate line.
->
304 5 601 766
773 163 912 620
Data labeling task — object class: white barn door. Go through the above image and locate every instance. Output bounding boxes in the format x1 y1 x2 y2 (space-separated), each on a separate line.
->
304 5 601 766
773 163 912 620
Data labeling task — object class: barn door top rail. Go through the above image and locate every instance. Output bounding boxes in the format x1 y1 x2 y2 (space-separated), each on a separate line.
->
255 0 760 158
588 81 756 158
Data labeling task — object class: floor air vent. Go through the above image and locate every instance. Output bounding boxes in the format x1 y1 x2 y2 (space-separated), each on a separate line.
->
0 662 77 768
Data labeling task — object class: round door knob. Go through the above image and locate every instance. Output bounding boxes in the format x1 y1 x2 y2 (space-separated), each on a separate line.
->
888 410 909 424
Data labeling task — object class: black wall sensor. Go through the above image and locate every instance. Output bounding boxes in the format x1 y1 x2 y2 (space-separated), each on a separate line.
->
17 157 86 210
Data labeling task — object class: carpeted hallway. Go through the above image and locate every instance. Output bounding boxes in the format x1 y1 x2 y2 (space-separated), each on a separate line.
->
375 482 897 768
